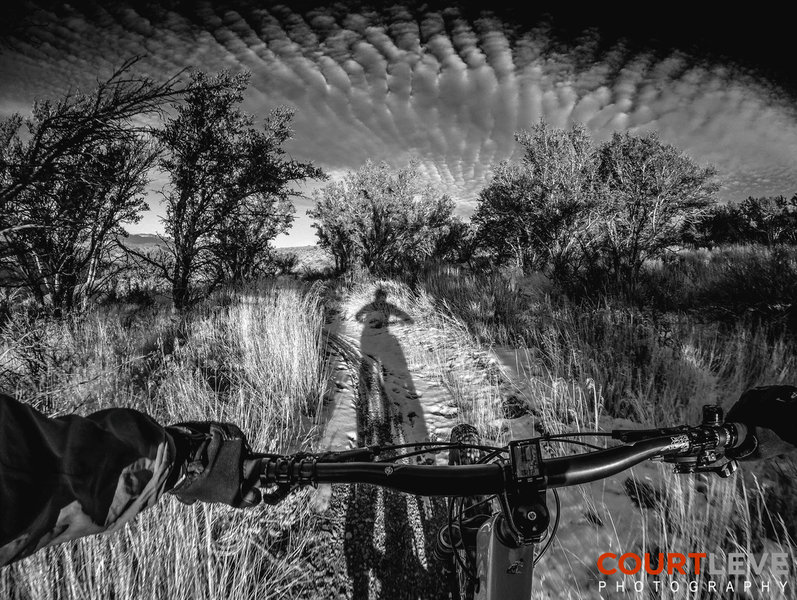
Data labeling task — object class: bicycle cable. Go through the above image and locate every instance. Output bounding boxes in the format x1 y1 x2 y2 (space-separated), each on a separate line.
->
459 494 498 515
478 448 507 463
458 496 475 579
448 493 475 582
544 438 605 452
377 441 504 452
376 443 505 463
545 431 613 438
533 487 560 566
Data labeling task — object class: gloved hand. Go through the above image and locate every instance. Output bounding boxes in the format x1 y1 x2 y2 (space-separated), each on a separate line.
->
165 421 264 507
726 385 797 461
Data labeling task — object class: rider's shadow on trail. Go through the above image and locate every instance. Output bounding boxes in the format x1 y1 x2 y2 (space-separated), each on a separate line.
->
352 288 429 446
343 288 448 600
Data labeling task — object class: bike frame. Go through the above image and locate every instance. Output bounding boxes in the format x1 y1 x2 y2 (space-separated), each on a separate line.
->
474 514 536 600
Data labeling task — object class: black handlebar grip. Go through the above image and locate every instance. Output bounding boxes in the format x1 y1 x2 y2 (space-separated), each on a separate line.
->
724 423 747 449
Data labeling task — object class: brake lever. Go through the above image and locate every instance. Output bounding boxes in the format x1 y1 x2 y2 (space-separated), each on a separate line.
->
706 459 738 478
661 452 739 478
259 484 297 505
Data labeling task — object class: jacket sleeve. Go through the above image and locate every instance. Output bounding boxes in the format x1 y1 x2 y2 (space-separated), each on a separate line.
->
0 393 177 567
726 385 797 460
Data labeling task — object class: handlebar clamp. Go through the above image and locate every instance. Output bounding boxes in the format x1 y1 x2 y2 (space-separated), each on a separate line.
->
266 454 318 488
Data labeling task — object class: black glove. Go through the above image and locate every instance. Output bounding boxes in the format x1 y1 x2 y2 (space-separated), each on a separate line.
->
726 385 797 460
165 422 262 507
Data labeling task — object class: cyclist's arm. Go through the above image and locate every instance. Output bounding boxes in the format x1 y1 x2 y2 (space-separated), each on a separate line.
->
353 304 369 322
386 303 413 323
0 393 178 567
0 394 258 567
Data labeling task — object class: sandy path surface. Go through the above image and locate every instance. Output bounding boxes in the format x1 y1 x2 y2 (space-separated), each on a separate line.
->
318 312 461 453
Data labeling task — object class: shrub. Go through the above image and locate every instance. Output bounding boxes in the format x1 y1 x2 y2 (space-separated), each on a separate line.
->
684 195 797 248
309 160 456 275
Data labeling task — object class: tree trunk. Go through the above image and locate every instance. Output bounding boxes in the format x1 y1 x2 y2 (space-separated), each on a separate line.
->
172 260 192 311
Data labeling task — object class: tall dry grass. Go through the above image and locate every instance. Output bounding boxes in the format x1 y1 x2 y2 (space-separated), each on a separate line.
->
0 280 328 600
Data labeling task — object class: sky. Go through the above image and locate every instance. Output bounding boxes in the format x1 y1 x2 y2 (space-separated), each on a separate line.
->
2 2 796 247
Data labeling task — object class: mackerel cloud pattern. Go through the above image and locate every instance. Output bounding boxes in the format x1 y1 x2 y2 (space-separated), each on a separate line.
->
2 3 796 212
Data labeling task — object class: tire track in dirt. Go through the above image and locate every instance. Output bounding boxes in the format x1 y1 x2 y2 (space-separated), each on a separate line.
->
313 329 450 600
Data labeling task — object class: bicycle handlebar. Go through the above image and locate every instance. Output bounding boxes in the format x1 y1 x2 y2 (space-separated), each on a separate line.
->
312 463 505 495
543 435 686 487
254 421 748 497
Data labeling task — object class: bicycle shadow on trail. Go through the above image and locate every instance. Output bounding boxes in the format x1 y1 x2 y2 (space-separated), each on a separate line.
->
342 289 450 600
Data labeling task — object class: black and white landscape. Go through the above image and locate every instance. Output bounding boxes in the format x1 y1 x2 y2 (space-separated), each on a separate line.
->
1 3 795 599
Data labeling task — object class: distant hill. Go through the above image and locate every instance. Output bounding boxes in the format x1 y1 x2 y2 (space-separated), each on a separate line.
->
121 233 169 252
276 245 333 272
120 236 332 273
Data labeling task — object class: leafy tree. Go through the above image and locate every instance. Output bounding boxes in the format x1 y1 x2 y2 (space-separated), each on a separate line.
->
2 139 155 315
434 216 479 266
0 60 176 314
595 132 718 290
309 161 455 274
137 70 323 309
474 123 720 292
211 199 292 282
308 180 358 273
738 195 797 246
472 121 598 276
0 59 175 220
209 108 313 282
